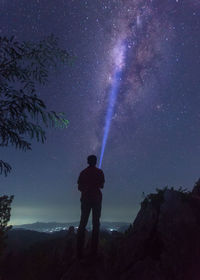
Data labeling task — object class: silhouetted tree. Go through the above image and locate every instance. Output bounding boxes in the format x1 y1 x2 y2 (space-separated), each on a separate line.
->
0 195 14 256
0 34 69 175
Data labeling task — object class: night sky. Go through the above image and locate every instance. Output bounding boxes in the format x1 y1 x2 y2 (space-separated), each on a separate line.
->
1 0 200 225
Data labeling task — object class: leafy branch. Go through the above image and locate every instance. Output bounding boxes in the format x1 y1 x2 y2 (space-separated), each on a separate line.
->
0 34 70 175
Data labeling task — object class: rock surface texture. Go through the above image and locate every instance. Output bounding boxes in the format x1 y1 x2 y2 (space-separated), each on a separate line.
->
115 188 200 280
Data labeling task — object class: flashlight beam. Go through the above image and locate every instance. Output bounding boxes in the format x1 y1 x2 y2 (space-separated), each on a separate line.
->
99 70 122 168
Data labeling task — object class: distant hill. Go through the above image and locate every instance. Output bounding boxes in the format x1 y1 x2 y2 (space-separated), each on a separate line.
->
13 221 130 233
5 221 129 256
6 228 75 255
14 221 78 232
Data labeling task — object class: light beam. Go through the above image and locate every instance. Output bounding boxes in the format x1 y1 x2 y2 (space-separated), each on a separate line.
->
99 42 126 168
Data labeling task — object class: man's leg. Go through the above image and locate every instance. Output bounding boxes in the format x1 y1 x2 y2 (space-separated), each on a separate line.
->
91 200 102 256
76 200 91 259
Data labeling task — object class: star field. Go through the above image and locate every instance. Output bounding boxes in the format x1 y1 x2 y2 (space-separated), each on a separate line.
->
0 0 200 225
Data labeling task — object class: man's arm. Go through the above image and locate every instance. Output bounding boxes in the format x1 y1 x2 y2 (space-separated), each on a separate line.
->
100 171 105 189
77 173 84 191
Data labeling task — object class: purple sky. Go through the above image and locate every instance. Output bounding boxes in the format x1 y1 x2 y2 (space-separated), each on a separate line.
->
0 0 200 225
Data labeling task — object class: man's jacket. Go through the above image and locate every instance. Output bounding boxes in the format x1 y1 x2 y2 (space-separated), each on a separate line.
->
77 166 105 202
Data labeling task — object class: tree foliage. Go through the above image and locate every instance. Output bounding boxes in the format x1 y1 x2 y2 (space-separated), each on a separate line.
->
0 195 14 256
0 34 69 175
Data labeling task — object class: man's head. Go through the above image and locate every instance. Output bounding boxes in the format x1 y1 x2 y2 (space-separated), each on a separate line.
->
87 155 97 166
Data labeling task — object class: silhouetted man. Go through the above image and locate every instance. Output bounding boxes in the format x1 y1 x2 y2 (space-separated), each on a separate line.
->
76 155 105 259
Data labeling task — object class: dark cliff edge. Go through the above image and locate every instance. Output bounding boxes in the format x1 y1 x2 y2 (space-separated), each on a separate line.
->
114 187 200 280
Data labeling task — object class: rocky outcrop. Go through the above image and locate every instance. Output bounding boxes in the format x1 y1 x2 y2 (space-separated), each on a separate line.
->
116 188 200 280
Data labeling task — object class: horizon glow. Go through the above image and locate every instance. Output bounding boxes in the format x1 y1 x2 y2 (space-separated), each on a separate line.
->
99 41 126 168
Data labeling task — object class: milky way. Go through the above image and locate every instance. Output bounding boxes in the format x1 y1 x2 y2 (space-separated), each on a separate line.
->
93 0 199 158
99 0 169 164
93 0 172 155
